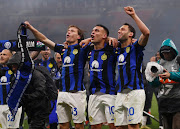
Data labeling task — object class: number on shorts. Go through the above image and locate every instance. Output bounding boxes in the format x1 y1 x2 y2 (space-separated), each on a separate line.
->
109 106 115 115
7 114 14 122
129 107 134 116
72 107 77 116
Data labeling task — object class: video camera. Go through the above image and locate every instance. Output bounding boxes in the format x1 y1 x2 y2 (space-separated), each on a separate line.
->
145 62 164 82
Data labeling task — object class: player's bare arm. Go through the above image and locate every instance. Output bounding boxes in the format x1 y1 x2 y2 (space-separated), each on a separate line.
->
24 21 56 50
30 51 40 60
79 37 118 48
124 6 150 46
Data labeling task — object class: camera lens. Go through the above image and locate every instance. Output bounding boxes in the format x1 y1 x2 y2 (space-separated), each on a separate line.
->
151 66 158 73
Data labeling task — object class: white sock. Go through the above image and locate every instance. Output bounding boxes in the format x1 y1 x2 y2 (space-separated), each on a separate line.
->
141 116 147 126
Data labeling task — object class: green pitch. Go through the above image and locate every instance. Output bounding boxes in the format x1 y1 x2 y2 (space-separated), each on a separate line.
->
147 94 159 129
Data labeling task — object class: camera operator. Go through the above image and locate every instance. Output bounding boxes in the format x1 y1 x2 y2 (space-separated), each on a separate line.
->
150 38 180 129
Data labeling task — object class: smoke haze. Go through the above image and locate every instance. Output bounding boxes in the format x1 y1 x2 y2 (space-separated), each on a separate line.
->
0 0 179 63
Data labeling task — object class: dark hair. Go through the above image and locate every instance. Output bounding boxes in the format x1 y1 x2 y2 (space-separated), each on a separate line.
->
155 51 160 56
96 24 109 36
68 25 85 41
124 23 136 38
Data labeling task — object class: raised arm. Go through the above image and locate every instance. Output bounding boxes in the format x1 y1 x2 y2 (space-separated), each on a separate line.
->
24 21 56 50
30 51 40 60
124 6 150 46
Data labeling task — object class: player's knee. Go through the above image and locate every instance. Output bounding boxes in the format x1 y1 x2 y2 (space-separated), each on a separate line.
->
128 123 139 129
74 123 84 129
108 123 116 129
59 122 70 129
91 124 102 129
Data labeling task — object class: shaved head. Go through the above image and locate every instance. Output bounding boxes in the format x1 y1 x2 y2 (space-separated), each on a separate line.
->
0 49 13 66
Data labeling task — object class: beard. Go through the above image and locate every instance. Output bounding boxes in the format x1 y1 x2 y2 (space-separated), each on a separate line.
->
118 38 127 44
118 33 128 44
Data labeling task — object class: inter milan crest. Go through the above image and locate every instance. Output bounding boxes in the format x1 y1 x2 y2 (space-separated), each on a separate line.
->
101 53 107 61
4 42 11 49
73 49 78 55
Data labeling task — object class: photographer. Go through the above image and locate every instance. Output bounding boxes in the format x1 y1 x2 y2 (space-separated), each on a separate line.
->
150 38 180 129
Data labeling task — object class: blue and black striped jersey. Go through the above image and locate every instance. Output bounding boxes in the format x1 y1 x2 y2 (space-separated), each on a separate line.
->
116 41 145 92
34 57 56 74
0 67 13 104
89 44 116 95
54 43 90 92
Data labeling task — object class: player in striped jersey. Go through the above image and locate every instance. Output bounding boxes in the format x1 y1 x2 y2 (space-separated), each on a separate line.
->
24 21 90 129
80 24 117 129
0 50 13 105
0 49 22 129
53 52 62 89
114 6 150 129
34 47 56 75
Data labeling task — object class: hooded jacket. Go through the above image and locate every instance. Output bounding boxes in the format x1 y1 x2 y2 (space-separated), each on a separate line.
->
7 52 47 102
159 38 178 60
7 52 51 127
151 38 180 113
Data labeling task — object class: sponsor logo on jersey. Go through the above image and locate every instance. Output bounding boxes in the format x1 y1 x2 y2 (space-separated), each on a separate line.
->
1 76 7 82
0 76 11 85
63 56 74 67
118 54 126 65
90 60 103 72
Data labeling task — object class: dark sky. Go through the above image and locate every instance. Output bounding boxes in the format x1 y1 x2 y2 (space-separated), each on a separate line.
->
0 0 179 63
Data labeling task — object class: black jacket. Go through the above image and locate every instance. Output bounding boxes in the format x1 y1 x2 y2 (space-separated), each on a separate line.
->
7 52 51 128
